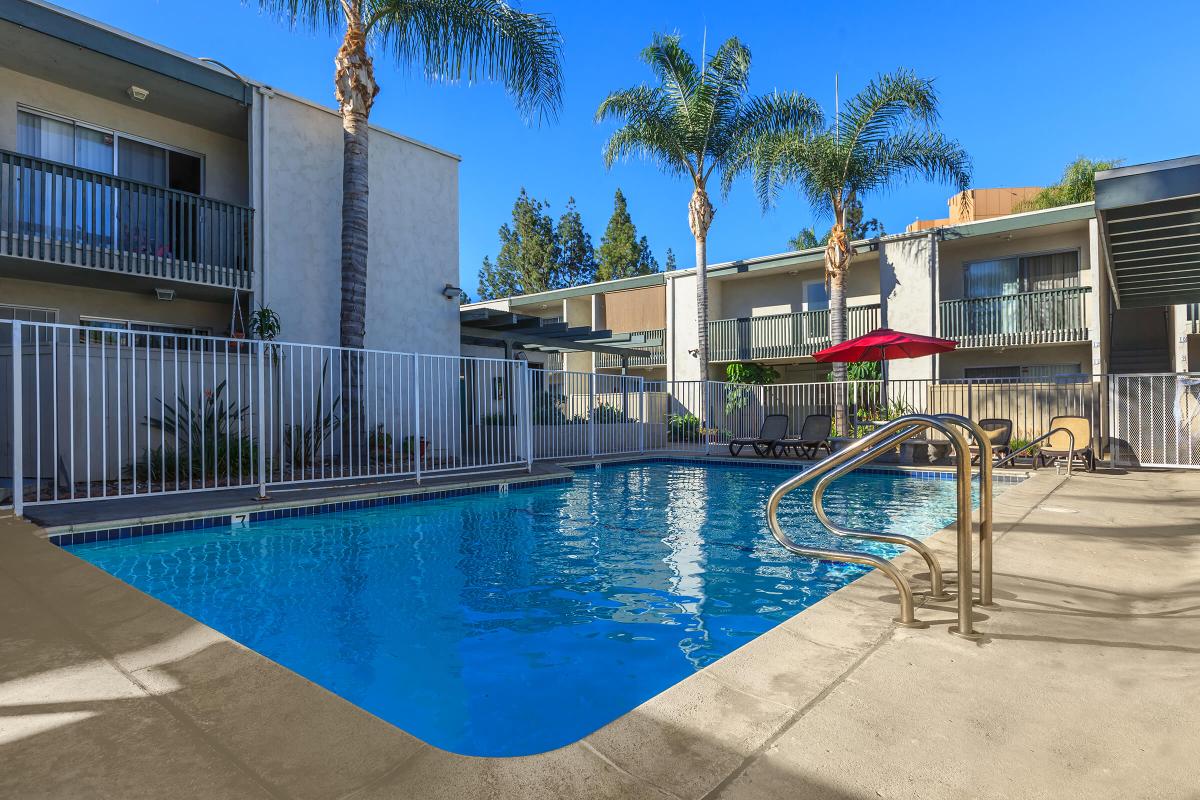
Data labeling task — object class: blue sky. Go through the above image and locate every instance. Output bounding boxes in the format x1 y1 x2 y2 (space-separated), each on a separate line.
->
58 1 1200 296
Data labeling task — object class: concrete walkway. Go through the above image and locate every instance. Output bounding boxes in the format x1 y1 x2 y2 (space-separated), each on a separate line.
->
0 469 1197 799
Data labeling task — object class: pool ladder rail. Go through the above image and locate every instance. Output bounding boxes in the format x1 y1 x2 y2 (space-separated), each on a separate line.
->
765 414 996 640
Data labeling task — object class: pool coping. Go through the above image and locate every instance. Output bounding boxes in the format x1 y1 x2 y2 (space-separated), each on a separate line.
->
1 467 1070 799
39 452 1032 547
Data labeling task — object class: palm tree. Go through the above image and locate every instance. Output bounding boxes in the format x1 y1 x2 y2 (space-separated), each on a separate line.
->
1015 156 1122 211
596 34 821 375
733 71 970 381
258 0 564 349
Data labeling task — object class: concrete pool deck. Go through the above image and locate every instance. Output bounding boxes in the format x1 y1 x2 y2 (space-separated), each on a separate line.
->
1 468 1197 798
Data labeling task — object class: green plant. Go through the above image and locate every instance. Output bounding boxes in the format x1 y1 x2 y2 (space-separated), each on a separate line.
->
281 359 341 470
592 403 629 424
133 381 257 483
369 424 392 453
249 305 281 341
845 360 882 382
1008 437 1040 457
667 412 703 443
725 362 780 385
1014 157 1123 211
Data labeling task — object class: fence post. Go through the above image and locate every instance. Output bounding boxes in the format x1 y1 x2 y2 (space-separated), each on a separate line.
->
11 322 23 516
412 356 422 485
524 362 533 473
588 372 596 459
255 340 269 500
639 377 646 454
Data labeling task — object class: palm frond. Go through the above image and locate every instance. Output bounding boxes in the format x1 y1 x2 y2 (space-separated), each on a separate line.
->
368 0 564 122
859 129 972 197
256 0 342 33
837 69 939 160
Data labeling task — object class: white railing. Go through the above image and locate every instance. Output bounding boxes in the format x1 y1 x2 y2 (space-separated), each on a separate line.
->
529 369 645 459
2 320 536 511
7 322 1200 513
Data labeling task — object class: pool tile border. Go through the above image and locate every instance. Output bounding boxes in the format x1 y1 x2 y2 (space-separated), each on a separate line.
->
52 456 1025 548
588 455 1028 484
50 476 571 548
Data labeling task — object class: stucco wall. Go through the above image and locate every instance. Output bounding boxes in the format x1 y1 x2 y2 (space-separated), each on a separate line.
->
257 92 459 355
880 234 938 381
2 276 231 331
667 272 703 381
938 343 1092 379
0 66 248 205
715 259 881 320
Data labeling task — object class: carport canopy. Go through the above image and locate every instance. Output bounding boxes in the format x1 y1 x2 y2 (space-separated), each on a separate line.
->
1096 155 1200 308
460 308 656 361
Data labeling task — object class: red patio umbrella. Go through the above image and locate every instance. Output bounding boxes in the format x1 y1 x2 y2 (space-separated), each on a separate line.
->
811 328 957 363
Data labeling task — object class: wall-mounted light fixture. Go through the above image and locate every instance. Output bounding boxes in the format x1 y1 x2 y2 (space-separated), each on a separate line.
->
441 284 462 300
127 85 149 102
154 287 175 301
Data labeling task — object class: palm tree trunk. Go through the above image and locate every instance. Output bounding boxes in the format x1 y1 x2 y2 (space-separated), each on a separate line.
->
826 214 851 436
334 8 378 465
689 185 714 442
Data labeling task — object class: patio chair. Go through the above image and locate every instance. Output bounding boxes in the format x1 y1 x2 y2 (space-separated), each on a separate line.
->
728 414 790 457
1034 416 1095 472
969 418 1013 465
774 414 833 459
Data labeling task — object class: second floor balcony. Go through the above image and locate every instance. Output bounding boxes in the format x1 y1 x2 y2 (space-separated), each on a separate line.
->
708 305 881 363
596 328 666 368
940 287 1091 349
0 149 253 292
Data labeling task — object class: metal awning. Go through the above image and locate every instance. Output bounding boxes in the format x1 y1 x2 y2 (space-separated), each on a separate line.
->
1096 155 1200 308
460 308 656 360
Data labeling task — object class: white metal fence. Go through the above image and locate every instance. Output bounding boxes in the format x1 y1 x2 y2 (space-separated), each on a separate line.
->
1109 373 1200 468
5 320 1199 513
2 321 536 511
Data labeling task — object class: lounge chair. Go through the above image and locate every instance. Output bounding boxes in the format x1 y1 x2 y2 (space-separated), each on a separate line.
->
969 418 1013 465
728 414 790 457
1034 415 1095 472
774 414 833 459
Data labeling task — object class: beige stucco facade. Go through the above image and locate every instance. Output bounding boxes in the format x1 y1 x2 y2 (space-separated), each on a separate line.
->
250 89 460 354
0 7 460 357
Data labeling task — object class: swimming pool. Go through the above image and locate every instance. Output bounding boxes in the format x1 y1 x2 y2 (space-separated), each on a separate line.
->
66 461 990 756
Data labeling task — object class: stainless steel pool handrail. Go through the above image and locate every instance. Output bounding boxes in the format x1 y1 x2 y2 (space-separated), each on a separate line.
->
935 414 996 608
766 415 981 638
993 427 1076 476
810 426 954 603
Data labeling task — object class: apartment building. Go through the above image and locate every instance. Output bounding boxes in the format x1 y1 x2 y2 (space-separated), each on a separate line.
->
466 195 1200 382
0 0 461 354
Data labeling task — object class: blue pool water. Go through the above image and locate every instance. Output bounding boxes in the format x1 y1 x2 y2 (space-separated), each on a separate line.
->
67 462 986 756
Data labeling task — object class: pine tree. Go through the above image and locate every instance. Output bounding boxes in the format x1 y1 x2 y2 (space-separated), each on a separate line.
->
477 189 560 300
597 188 659 281
664 247 677 271
555 198 596 288
636 235 659 275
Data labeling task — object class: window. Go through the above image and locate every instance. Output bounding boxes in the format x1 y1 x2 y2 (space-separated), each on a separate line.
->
17 108 203 191
963 363 1085 382
79 317 212 349
963 251 1080 298
802 279 829 311
0 304 58 344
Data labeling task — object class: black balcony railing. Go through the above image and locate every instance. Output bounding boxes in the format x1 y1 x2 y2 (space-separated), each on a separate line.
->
596 328 666 368
940 287 1091 348
707 305 881 362
0 149 253 290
